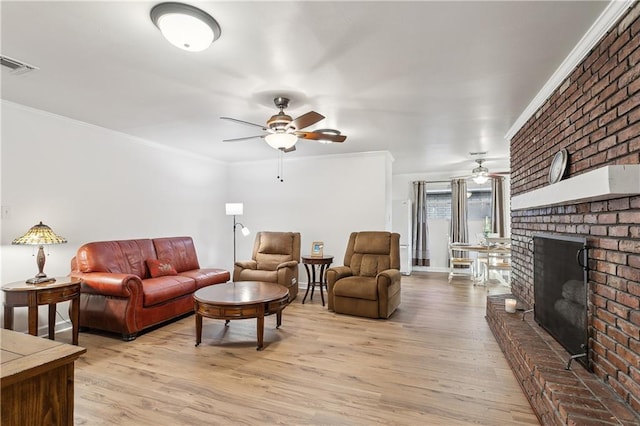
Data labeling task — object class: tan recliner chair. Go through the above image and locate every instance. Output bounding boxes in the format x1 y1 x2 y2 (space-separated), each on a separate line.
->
326 231 401 318
233 231 300 302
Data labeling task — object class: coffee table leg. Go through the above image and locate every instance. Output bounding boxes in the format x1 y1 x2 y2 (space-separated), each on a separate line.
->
276 309 282 329
195 313 202 347
256 304 265 350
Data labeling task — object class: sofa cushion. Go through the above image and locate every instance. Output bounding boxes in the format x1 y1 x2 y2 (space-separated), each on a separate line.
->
142 275 196 307
258 232 294 255
153 237 200 273
235 268 278 283
147 259 178 278
75 239 156 279
255 255 290 271
178 268 230 289
333 276 378 301
353 232 391 254
350 254 391 277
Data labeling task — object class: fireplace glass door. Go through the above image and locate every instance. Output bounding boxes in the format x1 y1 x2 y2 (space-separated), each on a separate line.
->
533 233 588 368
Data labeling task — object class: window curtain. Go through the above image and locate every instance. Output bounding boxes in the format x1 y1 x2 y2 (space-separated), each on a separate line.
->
412 181 430 266
450 179 468 244
491 176 506 237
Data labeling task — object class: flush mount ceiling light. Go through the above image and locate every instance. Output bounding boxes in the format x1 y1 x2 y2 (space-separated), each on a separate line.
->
150 2 221 52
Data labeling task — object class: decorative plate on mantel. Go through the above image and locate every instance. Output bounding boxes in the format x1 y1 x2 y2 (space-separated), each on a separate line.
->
549 149 568 184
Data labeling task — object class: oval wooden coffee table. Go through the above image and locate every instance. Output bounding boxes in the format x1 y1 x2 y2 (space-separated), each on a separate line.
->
193 281 289 350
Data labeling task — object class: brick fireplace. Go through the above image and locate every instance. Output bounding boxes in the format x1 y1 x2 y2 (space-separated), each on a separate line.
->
488 2 640 424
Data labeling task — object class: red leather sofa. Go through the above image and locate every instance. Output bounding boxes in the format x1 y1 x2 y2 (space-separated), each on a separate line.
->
70 236 229 340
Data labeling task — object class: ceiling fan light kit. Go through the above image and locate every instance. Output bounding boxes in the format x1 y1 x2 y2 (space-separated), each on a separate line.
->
471 159 490 184
150 2 221 52
265 132 297 150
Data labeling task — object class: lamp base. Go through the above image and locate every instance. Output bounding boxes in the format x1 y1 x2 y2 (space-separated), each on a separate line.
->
26 276 56 285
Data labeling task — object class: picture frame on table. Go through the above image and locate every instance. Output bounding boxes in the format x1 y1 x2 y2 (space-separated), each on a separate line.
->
311 241 324 257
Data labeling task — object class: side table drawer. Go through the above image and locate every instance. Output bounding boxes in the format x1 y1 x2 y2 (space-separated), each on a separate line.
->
37 284 80 304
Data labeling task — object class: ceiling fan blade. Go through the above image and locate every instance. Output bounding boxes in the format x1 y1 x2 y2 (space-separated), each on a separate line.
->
223 135 265 142
220 116 267 130
297 131 346 143
290 111 324 130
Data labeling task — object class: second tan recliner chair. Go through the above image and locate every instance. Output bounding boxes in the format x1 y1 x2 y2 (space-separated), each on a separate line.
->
233 231 300 302
326 231 401 318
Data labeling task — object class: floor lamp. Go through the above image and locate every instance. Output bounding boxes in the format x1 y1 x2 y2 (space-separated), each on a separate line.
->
225 203 250 263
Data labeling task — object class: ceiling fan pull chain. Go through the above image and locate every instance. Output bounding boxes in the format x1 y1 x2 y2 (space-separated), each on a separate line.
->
280 151 284 182
276 151 284 182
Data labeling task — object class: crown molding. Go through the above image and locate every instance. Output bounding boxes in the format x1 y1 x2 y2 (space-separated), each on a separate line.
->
505 0 635 141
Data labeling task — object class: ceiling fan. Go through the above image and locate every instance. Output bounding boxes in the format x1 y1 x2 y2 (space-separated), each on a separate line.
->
451 156 510 184
221 97 347 153
467 158 509 184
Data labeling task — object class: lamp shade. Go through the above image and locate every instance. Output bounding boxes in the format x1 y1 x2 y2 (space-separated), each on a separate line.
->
241 226 251 237
12 221 67 246
13 221 66 284
225 203 243 216
150 2 221 52
265 132 297 150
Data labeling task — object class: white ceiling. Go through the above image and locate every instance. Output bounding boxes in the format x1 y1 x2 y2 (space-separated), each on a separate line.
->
1 1 609 177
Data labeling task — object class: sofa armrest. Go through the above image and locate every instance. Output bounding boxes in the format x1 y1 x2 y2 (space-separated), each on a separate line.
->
376 268 401 287
235 260 257 270
325 266 353 311
70 272 142 298
377 269 401 317
276 260 298 270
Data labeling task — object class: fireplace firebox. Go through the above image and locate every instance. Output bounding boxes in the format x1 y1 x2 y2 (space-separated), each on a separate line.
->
533 233 589 369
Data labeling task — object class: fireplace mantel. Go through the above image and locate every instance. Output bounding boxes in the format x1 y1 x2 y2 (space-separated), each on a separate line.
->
511 165 640 210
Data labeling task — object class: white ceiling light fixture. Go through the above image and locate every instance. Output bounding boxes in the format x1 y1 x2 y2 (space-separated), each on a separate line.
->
471 159 490 184
265 132 298 150
150 2 221 52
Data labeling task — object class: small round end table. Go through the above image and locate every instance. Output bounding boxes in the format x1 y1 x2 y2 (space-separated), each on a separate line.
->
301 255 333 306
2 277 82 345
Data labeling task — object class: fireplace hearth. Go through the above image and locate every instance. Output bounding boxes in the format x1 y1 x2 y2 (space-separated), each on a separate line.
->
486 294 639 425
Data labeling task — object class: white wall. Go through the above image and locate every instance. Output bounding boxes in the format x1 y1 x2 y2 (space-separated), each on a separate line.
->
1 101 229 330
227 151 392 274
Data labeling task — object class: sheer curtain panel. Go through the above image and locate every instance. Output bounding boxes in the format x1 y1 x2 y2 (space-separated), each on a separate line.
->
412 181 430 266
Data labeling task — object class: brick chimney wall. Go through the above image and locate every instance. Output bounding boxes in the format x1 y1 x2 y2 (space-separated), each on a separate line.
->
510 3 640 413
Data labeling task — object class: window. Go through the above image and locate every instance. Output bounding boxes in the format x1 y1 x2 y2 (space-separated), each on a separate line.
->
426 190 491 220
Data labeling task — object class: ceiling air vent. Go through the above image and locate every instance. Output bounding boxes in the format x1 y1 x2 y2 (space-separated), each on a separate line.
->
0 54 39 75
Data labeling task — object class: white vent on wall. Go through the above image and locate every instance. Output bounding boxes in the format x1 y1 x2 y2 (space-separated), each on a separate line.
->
0 54 39 75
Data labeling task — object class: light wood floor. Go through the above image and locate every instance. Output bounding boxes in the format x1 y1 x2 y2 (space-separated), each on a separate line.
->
61 272 539 425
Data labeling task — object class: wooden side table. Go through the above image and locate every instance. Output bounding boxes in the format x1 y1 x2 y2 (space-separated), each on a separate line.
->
2 277 82 345
301 255 333 306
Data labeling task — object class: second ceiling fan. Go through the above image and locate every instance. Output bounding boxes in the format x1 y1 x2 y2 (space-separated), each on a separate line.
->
221 97 347 152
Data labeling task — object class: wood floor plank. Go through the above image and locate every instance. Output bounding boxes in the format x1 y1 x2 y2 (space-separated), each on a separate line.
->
56 272 539 425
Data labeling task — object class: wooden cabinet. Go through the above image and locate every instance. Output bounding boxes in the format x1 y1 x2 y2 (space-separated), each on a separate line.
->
1 329 85 425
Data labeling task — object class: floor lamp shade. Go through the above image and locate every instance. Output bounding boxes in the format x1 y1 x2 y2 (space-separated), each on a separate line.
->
12 221 67 284
225 203 243 216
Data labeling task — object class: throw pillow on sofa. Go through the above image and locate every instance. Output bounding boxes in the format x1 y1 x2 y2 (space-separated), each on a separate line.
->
147 259 178 277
